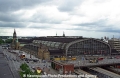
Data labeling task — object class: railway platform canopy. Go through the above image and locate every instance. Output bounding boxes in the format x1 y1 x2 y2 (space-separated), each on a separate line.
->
90 67 120 78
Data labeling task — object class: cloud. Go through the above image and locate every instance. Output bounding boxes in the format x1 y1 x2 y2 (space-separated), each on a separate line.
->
0 0 120 38
0 21 26 28
0 12 20 22
0 0 49 12
65 19 120 34
73 19 108 27
57 0 84 12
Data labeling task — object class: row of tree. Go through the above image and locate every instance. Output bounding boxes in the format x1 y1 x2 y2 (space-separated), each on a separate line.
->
0 38 12 44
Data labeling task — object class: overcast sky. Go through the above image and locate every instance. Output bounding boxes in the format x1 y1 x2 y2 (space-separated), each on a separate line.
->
0 0 120 38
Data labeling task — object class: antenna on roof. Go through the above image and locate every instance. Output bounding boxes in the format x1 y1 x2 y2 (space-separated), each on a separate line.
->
56 32 57 36
63 31 65 37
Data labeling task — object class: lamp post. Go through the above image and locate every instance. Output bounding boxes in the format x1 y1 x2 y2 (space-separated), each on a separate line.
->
78 61 80 69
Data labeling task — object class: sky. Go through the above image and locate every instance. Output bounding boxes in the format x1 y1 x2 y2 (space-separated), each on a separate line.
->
0 0 120 38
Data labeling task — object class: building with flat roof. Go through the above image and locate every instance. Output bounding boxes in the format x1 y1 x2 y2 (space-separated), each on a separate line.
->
108 38 120 55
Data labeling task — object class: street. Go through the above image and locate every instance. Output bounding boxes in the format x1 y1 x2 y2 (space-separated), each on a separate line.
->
2 46 59 78
0 46 17 78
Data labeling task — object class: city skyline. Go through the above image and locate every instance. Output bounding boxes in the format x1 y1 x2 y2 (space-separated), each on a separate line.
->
0 0 120 38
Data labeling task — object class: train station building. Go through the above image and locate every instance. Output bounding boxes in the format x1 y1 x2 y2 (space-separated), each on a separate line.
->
22 36 111 60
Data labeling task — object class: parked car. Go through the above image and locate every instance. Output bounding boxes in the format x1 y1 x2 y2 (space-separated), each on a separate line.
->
33 59 39 62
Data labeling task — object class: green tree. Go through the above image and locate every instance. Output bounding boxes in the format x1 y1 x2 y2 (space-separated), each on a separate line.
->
20 63 29 71
5 39 12 43
0 38 4 44
20 63 34 78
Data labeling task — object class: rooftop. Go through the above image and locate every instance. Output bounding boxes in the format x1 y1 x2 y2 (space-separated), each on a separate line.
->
32 36 87 43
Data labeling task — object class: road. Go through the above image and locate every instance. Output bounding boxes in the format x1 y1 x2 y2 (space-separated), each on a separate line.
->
0 46 17 78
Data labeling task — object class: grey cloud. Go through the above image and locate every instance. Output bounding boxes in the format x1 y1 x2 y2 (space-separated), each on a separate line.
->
30 18 61 24
74 19 107 27
0 0 52 23
0 10 61 24
0 21 26 28
0 0 119 34
66 25 120 33
99 27 120 33
67 19 120 33
57 0 83 12
29 13 61 24
0 0 50 12
0 12 20 22
66 27 91 31
29 25 51 29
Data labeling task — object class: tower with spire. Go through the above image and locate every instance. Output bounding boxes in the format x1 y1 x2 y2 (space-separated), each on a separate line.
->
11 29 20 50
13 29 17 39
13 29 17 43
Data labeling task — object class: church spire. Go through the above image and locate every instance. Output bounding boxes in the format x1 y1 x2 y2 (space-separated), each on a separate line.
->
14 28 16 34
13 29 17 39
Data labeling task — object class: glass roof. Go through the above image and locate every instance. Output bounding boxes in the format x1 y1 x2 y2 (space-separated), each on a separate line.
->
33 40 67 49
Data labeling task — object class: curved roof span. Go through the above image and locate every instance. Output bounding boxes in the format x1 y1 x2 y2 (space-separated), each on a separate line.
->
65 38 111 56
33 38 111 56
